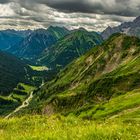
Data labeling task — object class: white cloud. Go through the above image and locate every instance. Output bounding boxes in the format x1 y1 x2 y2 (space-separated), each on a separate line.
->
0 3 15 17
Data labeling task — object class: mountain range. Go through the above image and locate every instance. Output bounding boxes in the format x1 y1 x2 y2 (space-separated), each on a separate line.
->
0 8 140 139
1 16 140 122
7 26 70 59
102 16 140 40
0 29 31 51
38 29 103 68
0 27 103 116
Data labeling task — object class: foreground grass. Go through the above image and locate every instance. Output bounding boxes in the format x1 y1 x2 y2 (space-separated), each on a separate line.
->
0 115 140 140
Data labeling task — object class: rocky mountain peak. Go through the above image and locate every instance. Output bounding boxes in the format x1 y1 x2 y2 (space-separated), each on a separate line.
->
133 16 140 23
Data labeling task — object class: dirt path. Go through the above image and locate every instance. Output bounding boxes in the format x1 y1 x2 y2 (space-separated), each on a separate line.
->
5 91 33 119
109 105 140 119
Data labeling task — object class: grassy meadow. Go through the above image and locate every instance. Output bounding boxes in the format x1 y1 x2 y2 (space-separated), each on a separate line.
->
0 115 140 140
29 65 48 71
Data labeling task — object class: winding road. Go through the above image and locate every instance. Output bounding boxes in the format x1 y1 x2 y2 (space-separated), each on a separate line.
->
5 79 45 119
5 91 33 119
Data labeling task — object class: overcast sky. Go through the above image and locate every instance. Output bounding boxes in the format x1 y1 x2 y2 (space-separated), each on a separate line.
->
0 0 139 31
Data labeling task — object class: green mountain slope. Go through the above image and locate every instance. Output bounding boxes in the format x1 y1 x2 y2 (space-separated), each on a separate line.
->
38 30 103 68
24 33 140 118
0 51 33 115
0 51 50 116
0 51 31 94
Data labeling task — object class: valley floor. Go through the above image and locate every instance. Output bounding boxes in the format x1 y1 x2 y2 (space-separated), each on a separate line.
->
0 115 140 140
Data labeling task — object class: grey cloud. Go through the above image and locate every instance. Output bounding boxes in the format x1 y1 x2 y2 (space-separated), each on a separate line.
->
0 0 10 3
28 0 140 17
0 0 137 31
0 0 140 17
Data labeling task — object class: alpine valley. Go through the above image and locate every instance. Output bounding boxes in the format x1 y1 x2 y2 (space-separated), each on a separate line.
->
1 16 140 140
